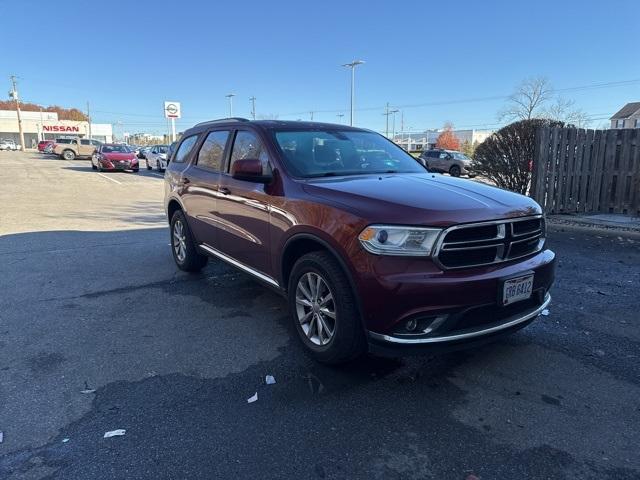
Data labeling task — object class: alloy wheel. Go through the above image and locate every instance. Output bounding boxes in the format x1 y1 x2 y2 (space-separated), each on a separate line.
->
295 272 336 346
173 220 187 263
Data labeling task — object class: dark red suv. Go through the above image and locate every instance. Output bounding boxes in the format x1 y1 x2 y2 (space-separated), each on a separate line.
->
164 119 555 364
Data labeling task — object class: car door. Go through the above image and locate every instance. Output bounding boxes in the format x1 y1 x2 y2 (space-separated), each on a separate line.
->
216 129 273 276
79 139 93 157
179 130 231 246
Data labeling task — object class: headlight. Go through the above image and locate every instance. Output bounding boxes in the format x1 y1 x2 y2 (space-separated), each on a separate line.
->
359 225 442 256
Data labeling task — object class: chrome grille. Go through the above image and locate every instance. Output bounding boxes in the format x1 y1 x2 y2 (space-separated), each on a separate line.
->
435 216 545 269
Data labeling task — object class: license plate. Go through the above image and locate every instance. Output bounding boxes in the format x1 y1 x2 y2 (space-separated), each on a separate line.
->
502 274 534 306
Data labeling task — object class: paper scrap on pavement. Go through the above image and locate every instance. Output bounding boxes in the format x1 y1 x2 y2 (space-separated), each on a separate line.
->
104 429 126 438
80 389 96 394
62 438 69 443
541 309 550 316
0 431 3 443
265 375 276 385
247 392 258 403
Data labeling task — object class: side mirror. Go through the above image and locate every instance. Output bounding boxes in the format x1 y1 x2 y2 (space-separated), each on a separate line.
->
231 159 272 183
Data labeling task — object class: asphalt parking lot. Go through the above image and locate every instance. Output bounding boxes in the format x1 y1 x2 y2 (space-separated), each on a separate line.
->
1 150 639 480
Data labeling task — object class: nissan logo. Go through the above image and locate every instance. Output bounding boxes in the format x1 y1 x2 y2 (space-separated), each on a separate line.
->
166 104 178 115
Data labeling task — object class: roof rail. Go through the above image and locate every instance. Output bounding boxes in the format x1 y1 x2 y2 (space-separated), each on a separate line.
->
194 117 250 127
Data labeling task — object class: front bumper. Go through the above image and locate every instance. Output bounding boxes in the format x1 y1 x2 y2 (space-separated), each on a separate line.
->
100 161 137 170
352 247 555 335
368 293 550 355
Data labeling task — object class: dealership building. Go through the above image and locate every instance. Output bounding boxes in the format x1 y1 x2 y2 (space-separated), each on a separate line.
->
0 110 113 148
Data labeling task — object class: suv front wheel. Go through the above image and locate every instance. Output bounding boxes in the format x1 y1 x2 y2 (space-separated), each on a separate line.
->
288 251 366 364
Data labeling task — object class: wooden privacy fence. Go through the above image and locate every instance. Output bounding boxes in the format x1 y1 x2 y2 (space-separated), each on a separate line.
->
531 127 640 215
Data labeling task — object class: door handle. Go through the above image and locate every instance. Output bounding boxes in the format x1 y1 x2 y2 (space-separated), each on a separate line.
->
218 187 231 195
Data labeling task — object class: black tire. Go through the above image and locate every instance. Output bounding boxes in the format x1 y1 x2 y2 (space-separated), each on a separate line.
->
91 161 97 170
288 251 366 364
449 165 461 177
146 160 152 170
132 168 139 173
63 150 76 161
170 210 208 272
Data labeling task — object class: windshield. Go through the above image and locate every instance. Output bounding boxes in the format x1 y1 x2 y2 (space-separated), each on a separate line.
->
102 145 130 153
451 152 471 161
158 145 168 153
273 130 425 177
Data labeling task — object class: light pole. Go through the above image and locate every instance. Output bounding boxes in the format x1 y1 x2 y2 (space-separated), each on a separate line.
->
225 93 235 117
341 60 364 126
249 96 256 120
310 111 314 121
336 113 344 123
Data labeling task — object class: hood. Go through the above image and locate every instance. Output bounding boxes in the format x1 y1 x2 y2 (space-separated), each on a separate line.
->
102 152 136 161
302 173 541 227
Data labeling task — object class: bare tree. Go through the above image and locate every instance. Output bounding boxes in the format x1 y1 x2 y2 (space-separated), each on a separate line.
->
499 77 554 122
543 97 591 127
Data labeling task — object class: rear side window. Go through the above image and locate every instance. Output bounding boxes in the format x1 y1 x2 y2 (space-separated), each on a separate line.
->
197 131 229 171
80 139 91 145
229 131 269 172
173 135 198 163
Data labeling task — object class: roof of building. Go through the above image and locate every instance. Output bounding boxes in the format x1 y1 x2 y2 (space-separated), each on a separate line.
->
610 102 640 119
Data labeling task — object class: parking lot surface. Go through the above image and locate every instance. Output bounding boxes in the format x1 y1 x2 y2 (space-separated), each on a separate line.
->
1 151 639 479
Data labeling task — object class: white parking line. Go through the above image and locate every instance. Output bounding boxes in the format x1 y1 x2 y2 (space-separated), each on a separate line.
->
149 172 165 178
97 173 122 184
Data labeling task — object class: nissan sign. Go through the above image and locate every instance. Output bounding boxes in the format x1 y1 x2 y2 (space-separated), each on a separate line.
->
43 125 80 132
164 101 181 119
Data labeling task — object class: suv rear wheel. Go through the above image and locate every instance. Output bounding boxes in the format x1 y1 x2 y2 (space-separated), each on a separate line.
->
449 165 461 177
62 150 76 161
170 210 208 272
288 251 366 364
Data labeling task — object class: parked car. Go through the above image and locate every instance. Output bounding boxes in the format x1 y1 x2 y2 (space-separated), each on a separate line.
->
43 143 56 154
91 144 139 172
137 146 149 159
145 144 169 171
0 139 19 151
164 119 555 364
53 138 102 160
38 140 55 152
419 149 475 177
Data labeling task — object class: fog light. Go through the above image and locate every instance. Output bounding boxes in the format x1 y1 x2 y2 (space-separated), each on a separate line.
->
405 319 418 332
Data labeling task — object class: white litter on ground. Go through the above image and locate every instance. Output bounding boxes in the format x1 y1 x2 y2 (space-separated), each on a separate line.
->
541 309 550 316
80 389 96 394
0 431 3 443
265 375 276 385
103 429 126 438
62 438 69 443
247 392 258 403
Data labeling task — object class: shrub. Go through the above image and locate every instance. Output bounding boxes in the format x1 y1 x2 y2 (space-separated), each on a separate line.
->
472 118 564 194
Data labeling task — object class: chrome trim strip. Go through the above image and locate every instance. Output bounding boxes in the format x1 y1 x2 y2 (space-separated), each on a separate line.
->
368 294 551 345
199 244 279 287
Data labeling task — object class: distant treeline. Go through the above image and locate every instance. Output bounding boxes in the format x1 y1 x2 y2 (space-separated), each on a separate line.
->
0 101 89 121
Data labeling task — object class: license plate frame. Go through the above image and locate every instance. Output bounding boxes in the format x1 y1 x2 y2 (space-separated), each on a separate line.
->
500 272 534 306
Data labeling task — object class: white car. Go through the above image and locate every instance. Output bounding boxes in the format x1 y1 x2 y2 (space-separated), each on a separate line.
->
145 144 169 172
0 139 19 151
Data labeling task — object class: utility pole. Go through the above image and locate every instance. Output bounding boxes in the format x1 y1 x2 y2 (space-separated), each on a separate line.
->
310 111 314 121
337 113 344 123
390 109 399 141
9 75 25 151
39 107 44 141
383 103 392 138
249 96 256 120
86 101 92 140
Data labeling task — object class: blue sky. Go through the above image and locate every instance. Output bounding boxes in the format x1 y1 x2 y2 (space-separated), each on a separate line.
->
2 0 639 135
